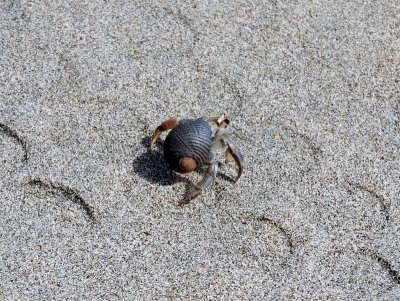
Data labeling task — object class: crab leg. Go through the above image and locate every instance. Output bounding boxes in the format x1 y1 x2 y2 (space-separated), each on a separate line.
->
222 138 244 182
179 154 218 206
149 118 179 151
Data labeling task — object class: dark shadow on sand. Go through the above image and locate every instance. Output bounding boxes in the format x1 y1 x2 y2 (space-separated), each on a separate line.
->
132 136 187 186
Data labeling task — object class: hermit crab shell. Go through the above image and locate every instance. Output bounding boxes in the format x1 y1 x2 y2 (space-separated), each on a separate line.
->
163 118 212 173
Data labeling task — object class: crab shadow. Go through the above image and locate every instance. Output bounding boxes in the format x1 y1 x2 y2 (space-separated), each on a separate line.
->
132 136 188 186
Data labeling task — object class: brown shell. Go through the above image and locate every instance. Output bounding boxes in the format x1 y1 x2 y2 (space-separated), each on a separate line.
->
163 118 212 173
178 157 197 173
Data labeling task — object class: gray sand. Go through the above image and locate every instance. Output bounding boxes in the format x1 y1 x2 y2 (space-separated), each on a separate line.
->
1 1 399 300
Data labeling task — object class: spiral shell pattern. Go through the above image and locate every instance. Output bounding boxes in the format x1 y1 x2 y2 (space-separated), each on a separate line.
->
163 118 212 172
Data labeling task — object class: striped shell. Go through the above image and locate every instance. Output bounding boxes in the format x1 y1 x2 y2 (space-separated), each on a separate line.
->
163 118 212 172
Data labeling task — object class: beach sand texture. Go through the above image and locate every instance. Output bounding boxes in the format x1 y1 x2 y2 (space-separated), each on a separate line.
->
1 1 399 300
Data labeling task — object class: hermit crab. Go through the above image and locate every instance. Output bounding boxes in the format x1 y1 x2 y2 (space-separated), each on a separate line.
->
149 113 244 205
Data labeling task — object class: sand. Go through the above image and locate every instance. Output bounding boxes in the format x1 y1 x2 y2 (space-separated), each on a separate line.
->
1 0 399 300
